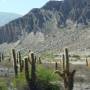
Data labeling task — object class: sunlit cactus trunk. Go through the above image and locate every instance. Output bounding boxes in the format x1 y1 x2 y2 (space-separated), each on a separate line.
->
12 49 18 77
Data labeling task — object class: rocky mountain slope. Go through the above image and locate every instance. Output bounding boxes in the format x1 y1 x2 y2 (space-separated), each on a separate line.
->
0 0 90 52
0 12 21 26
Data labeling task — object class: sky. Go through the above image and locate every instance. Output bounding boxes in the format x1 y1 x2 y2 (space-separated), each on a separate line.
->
0 0 49 15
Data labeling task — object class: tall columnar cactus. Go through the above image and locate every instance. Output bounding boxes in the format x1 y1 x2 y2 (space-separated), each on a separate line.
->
25 58 30 81
25 52 37 90
12 49 18 77
65 48 69 72
18 51 22 72
62 54 65 71
38 57 42 64
16 53 19 64
1 53 4 61
0 53 1 62
31 53 36 83
86 57 88 66
55 62 58 70
21 60 24 71
55 48 76 90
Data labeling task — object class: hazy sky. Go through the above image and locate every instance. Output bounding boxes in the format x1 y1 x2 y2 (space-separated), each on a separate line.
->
0 0 49 15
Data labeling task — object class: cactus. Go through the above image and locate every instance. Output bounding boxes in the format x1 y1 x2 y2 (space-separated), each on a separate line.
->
65 48 69 72
24 52 37 90
1 53 4 61
0 53 1 62
86 57 88 66
21 60 24 71
55 62 58 70
31 53 36 82
16 53 19 64
62 54 65 71
25 58 30 81
12 49 18 77
38 57 42 64
55 48 76 90
18 51 22 72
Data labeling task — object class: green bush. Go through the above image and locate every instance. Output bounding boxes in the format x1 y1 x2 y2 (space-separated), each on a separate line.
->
36 65 60 90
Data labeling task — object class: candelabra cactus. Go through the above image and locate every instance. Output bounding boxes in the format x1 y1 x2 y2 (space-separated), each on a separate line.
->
55 48 76 90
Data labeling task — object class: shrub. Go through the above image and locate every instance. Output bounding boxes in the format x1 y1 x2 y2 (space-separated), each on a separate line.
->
36 65 60 90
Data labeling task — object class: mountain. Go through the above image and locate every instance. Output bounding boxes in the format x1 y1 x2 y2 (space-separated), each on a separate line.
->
0 0 90 52
0 12 21 26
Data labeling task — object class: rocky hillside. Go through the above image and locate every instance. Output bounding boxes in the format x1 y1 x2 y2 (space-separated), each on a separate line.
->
0 0 90 52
